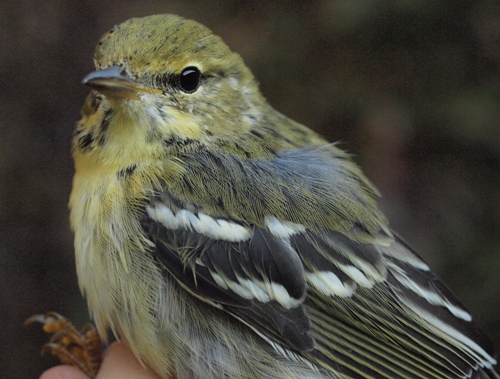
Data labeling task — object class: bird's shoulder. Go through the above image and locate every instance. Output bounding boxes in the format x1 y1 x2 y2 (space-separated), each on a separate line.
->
153 144 392 244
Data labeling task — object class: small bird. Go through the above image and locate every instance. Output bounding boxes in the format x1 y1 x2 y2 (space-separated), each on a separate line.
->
67 14 497 379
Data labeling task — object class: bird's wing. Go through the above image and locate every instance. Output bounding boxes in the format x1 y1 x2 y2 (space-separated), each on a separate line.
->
297 232 498 379
141 146 497 379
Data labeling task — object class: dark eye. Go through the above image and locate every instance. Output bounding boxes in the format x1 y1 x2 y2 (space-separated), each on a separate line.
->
178 66 202 93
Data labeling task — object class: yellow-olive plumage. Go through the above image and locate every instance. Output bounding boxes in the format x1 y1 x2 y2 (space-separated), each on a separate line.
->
70 14 498 379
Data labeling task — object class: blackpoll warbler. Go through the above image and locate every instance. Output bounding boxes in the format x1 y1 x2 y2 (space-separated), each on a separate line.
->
66 14 498 379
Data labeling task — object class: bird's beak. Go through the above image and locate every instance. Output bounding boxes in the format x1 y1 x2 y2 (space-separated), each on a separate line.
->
83 66 161 99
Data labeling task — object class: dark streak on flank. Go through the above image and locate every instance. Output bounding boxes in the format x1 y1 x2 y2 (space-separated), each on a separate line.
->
250 129 264 139
79 133 95 152
180 175 194 194
117 164 137 179
163 136 195 148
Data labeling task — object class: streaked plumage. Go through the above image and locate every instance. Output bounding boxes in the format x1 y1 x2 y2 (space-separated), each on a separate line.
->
71 14 498 379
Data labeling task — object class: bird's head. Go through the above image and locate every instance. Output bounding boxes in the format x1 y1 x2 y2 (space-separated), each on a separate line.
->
75 14 323 168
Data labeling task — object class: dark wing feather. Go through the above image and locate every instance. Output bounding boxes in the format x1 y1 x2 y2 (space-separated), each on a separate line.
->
142 199 497 378
140 147 497 378
293 231 497 378
142 214 314 352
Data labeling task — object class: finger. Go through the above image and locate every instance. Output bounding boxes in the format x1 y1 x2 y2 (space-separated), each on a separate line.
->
96 342 164 379
40 365 90 379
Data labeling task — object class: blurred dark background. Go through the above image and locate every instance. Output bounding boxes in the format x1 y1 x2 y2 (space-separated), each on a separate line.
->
1 1 498 378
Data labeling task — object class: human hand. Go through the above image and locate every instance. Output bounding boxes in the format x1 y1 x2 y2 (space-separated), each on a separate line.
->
40 342 164 379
